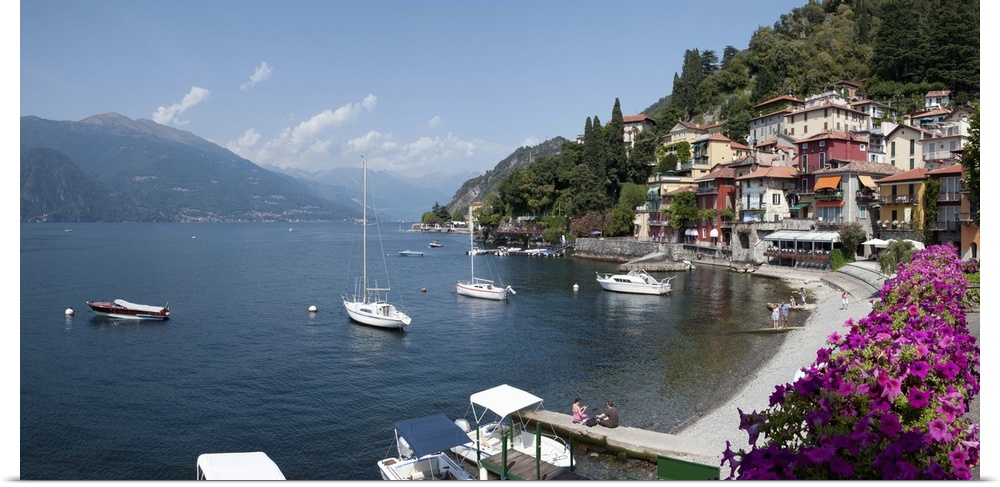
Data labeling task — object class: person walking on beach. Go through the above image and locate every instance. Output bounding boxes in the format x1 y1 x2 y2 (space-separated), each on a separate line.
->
789 295 796 308
772 305 780 329
841 291 849 310
800 287 807 305
780 301 790 328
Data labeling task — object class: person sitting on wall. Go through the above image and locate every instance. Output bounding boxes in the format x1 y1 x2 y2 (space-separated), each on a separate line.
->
572 397 588 424
595 401 619 428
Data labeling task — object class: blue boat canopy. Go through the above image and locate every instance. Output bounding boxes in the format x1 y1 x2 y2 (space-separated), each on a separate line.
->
395 414 471 458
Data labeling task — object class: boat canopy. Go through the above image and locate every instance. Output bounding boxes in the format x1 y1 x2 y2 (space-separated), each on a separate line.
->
196 452 286 480
470 384 543 423
113 299 164 312
395 414 473 458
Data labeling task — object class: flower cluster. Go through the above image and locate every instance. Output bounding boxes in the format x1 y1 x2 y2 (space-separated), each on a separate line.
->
961 259 980 275
722 244 980 479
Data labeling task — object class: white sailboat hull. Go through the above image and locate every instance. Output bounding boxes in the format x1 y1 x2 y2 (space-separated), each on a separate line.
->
456 281 510 301
344 298 411 328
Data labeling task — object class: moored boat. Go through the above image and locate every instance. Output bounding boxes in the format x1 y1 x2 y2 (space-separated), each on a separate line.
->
428 240 443 248
196 451 285 480
377 414 476 480
87 299 170 320
595 269 675 295
399 250 424 256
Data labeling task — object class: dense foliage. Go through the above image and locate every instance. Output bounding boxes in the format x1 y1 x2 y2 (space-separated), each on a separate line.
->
723 244 979 479
960 104 980 225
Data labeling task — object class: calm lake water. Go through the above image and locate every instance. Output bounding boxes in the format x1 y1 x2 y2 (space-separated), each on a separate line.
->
20 222 802 480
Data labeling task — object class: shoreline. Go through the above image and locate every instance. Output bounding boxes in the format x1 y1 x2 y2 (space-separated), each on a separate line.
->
674 268 873 462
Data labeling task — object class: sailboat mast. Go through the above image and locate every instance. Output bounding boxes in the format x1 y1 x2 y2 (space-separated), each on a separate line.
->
362 156 368 298
469 207 474 280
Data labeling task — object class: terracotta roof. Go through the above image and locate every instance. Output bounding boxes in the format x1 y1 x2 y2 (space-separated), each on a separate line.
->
875 167 928 184
735 166 798 180
665 185 697 196
910 108 951 119
927 164 963 176
706 133 732 142
753 94 803 108
730 141 751 150
925 90 951 97
696 166 737 181
812 160 902 176
623 114 655 124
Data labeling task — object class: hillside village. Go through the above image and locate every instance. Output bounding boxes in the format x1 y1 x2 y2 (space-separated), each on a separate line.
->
610 85 978 267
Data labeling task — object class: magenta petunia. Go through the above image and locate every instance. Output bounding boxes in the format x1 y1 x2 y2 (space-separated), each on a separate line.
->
907 388 931 408
909 360 930 378
948 447 970 472
827 331 841 344
928 418 952 442
880 376 902 401
880 413 902 437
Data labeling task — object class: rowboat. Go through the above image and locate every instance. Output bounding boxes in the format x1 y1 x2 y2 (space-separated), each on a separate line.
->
87 299 170 320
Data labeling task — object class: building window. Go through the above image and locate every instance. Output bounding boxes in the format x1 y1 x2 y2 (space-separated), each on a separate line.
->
910 158 915 170
773 193 781 205
891 141 896 157
910 139 915 155
819 152 826 167
819 140 825 147
802 154 808 168
860 144 866 151
859 205 867 219
802 178 809 193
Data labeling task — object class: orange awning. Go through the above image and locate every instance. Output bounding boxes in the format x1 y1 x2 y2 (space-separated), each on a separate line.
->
858 175 877 189
814 175 842 191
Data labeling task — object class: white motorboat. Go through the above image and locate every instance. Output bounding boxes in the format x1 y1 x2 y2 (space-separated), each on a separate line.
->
377 414 476 480
456 208 514 301
196 451 285 480
451 384 573 469
343 156 412 329
596 269 675 295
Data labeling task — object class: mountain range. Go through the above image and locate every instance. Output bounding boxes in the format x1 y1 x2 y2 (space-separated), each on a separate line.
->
19 113 490 222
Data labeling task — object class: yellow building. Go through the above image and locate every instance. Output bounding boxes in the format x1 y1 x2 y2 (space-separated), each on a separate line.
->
874 168 927 237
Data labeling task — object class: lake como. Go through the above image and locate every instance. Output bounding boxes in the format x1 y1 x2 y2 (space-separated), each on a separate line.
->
20 222 801 479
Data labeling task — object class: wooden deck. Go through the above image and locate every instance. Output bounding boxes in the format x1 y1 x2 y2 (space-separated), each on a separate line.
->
478 450 586 480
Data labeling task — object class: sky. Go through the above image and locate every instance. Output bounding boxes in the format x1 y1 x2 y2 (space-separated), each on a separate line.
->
19 0 812 179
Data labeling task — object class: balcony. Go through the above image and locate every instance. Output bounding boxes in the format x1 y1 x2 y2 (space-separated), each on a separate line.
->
887 194 918 204
928 220 961 232
855 190 878 202
816 220 842 229
697 185 719 194
815 190 843 201
937 192 961 203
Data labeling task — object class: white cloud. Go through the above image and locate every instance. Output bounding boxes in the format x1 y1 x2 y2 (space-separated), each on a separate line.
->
520 137 538 148
345 130 386 152
240 62 273 91
428 115 442 129
152 86 210 126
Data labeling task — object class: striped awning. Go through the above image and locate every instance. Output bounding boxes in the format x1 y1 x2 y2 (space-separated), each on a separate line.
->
814 175 842 191
858 175 877 189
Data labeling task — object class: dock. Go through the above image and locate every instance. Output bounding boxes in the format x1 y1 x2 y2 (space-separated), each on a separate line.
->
478 450 586 480
520 410 722 471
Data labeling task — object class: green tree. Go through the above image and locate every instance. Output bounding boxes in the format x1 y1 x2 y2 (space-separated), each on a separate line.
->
666 190 699 232
838 221 866 261
877 239 916 275
608 99 628 193
922 179 940 243
872 0 927 84
629 128 659 182
961 103 980 225
607 182 647 236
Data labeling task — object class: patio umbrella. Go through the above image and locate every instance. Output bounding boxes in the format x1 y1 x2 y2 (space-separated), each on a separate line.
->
903 239 926 250
862 237 889 248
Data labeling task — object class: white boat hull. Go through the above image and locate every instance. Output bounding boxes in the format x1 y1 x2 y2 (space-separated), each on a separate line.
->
377 453 474 480
596 270 674 295
451 422 573 469
344 299 411 328
456 281 511 301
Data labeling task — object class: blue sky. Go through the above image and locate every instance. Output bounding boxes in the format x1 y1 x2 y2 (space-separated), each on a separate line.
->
20 0 810 178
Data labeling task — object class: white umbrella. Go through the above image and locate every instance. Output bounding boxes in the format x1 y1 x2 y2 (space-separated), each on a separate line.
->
862 237 889 248
903 239 926 250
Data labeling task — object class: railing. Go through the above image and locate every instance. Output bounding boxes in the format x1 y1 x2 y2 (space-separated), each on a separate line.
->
815 190 843 201
937 192 961 203
855 191 878 201
696 185 718 194
816 221 842 229
764 249 831 263
923 151 958 162
888 194 917 204
928 220 961 231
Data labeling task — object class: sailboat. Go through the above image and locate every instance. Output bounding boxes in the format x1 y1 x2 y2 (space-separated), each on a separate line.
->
456 207 514 301
343 156 412 329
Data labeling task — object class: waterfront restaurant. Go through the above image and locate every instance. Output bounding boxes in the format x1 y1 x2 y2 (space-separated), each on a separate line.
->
762 229 842 269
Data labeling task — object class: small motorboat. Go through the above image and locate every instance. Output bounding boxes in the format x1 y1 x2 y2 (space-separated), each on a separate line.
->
428 240 443 248
87 299 170 320
596 269 675 295
399 250 425 257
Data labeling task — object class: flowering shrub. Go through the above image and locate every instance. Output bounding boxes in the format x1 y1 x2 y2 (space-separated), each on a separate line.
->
722 244 980 479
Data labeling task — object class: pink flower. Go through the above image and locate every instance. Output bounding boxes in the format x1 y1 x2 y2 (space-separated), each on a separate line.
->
928 418 953 442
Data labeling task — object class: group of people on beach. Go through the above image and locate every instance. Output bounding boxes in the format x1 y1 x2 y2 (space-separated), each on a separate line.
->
572 397 618 428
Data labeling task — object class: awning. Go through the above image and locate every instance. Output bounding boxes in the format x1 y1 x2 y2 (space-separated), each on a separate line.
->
197 452 286 480
814 175 842 191
470 384 543 423
763 230 802 241
685 229 696 236
394 414 474 458
709 228 719 238
858 175 877 189
790 202 810 211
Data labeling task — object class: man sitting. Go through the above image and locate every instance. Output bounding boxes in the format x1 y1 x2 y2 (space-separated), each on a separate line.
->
595 401 619 428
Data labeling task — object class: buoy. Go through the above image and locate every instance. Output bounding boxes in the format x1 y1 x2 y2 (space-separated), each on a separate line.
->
308 305 317 313
65 308 74 316
573 283 579 291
